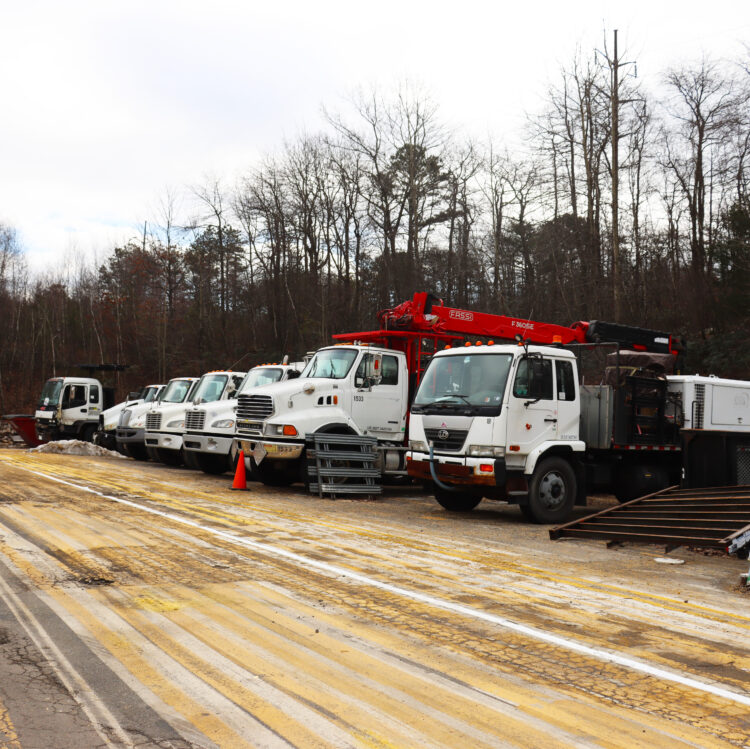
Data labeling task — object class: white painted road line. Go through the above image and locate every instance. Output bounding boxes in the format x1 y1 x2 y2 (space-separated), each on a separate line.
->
11 462 750 709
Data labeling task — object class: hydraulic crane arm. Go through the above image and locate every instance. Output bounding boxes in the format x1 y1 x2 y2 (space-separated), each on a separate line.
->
378 292 682 356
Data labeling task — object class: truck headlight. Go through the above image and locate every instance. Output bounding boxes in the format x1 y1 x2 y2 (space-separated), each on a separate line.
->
212 419 235 429
409 440 428 452
467 445 506 457
166 419 185 428
264 423 299 437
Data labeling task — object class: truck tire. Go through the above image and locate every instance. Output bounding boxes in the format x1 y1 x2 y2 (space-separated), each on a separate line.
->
126 443 149 461
80 424 96 443
182 450 200 470
158 448 183 467
524 456 576 524
433 488 482 512
196 453 230 475
253 458 297 486
146 446 161 462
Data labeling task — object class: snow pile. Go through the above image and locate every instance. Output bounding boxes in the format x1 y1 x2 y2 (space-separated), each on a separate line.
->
30 440 127 459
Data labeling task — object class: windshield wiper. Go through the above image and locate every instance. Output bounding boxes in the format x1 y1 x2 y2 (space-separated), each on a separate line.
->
434 393 473 407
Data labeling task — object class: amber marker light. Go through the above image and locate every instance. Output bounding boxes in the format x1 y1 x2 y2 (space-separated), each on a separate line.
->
282 425 298 436
509 445 520 452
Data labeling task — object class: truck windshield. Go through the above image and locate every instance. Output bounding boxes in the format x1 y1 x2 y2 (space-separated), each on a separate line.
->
39 379 63 407
240 367 283 392
161 379 193 403
143 386 160 403
413 353 514 410
192 374 228 403
302 349 358 379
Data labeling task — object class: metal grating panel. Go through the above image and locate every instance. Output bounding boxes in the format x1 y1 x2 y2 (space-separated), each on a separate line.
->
424 428 468 452
185 410 205 431
145 413 161 431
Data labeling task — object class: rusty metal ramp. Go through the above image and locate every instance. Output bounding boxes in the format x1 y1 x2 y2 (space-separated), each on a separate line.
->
550 485 750 555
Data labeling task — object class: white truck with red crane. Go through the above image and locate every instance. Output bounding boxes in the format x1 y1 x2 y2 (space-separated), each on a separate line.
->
233 292 750 520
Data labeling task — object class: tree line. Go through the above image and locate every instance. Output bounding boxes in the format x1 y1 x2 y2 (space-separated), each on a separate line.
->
1 47 749 412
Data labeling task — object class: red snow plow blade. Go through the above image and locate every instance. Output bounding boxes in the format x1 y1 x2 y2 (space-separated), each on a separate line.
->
1 414 47 447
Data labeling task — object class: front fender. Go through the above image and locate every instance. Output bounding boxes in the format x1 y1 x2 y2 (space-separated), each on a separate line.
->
524 440 586 475
270 406 361 438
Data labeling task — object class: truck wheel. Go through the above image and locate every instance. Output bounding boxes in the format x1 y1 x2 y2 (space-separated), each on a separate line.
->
157 448 183 467
126 444 149 461
146 446 161 462
254 458 296 486
525 456 576 524
182 450 200 470
196 453 230 475
80 425 96 443
433 488 482 512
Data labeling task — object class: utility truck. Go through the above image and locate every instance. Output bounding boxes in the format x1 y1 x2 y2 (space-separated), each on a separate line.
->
184 363 302 475
35 365 127 442
142 376 201 465
406 323 750 524
95 384 163 451
234 292 704 509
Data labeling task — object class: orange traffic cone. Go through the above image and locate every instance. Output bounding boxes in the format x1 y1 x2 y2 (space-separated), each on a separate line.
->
231 450 248 490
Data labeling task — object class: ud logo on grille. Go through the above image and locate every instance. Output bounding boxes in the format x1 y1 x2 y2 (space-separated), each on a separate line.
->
437 429 449 440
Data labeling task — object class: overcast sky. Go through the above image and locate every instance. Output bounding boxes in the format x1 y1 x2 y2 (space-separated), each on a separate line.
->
1 0 747 273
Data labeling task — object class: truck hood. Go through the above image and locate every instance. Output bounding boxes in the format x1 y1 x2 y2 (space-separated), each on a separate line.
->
251 378 332 409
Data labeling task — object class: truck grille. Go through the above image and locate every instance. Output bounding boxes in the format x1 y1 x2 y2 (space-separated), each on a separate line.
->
424 428 469 452
237 394 273 421
145 413 161 431
185 410 205 431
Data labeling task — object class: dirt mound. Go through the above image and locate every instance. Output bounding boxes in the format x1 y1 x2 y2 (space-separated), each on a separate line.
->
30 440 127 459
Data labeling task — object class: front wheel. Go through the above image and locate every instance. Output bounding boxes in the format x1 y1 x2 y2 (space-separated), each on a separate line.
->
253 458 297 487
524 456 576 524
433 487 482 512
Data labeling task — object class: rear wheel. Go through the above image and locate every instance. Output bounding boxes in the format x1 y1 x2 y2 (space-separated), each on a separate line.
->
433 487 482 512
614 464 669 503
525 456 576 524
80 424 96 443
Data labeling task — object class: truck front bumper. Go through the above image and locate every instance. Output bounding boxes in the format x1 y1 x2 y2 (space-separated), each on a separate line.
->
144 431 183 451
183 433 234 455
407 452 507 487
235 438 305 465
116 427 144 445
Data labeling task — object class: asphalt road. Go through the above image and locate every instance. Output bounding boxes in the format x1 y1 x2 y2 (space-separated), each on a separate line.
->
0 449 749 748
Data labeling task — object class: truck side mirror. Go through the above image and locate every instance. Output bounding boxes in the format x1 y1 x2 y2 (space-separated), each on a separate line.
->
364 353 383 386
287 369 301 380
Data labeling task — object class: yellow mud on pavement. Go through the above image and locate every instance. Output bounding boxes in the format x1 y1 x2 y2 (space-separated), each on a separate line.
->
0 451 749 747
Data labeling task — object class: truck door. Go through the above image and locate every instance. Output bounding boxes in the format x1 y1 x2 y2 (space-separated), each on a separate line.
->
61 383 89 425
350 353 406 440
555 359 579 440
506 356 558 453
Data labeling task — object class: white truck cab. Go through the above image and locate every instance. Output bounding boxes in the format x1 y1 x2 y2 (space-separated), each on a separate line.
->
408 343 585 522
143 377 199 465
116 386 166 460
35 376 113 442
183 365 302 475
96 384 162 451
234 344 409 485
